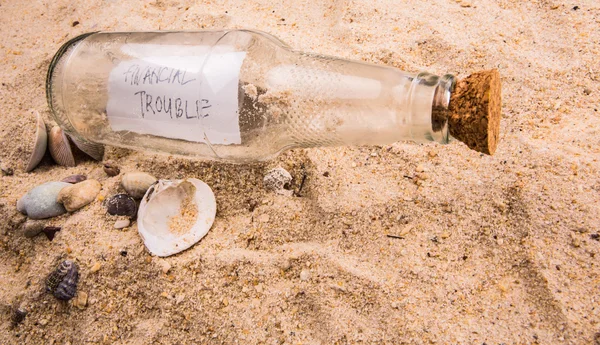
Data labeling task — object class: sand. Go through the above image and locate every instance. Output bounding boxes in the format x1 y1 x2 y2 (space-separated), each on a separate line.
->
1 0 600 344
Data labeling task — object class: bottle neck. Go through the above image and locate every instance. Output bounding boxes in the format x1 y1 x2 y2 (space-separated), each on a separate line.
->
406 72 456 145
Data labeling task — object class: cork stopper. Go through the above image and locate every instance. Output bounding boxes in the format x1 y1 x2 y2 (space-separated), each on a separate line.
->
447 69 501 155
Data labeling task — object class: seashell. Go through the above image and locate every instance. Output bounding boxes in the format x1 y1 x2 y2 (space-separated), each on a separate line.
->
114 219 130 229
57 179 101 212
22 219 47 238
11 307 27 327
106 194 138 218
68 134 104 161
26 111 48 172
48 126 75 167
263 167 293 195
103 162 120 177
17 182 70 219
122 172 157 199
46 260 79 301
137 178 216 257
61 174 87 184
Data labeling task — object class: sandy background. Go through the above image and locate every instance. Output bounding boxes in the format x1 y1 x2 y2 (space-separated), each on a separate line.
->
1 0 600 344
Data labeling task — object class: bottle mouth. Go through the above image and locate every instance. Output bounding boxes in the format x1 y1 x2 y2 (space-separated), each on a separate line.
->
46 32 97 136
431 74 456 142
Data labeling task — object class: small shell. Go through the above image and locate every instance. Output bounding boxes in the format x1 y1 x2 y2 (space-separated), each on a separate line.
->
48 126 75 167
103 162 120 177
25 111 48 172
137 178 216 257
106 194 138 218
17 182 70 219
56 179 101 212
122 172 157 199
46 260 79 301
61 174 87 184
69 134 104 161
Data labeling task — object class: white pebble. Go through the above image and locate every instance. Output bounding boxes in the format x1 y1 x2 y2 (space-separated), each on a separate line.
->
114 219 130 229
300 270 311 281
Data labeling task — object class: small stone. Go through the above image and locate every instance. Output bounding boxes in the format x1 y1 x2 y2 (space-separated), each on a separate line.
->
106 194 138 218
42 226 61 241
1 162 14 176
590 234 599 241
90 262 102 273
428 150 438 158
17 182 70 219
497 238 504 245
61 174 87 184
114 219 130 229
57 179 102 212
73 292 88 309
440 231 450 239
103 162 120 177
391 301 399 309
571 233 581 248
583 88 592 95
158 259 171 274
39 319 48 326
416 164 426 173
22 220 46 238
258 214 270 223
300 270 310 281
574 227 588 233
263 167 292 195
280 260 292 271
351 162 357 168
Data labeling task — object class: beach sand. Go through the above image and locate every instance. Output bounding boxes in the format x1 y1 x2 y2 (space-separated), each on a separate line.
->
1 0 599 344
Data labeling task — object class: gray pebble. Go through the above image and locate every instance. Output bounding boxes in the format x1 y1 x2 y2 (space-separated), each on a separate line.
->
17 182 70 219
23 220 47 238
263 167 292 195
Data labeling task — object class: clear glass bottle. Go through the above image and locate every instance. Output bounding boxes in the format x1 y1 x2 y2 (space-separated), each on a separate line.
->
47 30 459 163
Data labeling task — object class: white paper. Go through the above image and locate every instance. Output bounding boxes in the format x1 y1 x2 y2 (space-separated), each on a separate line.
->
106 49 246 145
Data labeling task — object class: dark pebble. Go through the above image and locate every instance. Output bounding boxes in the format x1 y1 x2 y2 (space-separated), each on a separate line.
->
106 194 137 218
42 226 61 241
61 174 87 184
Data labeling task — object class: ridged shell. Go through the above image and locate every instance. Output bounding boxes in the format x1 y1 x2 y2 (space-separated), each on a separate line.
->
106 194 138 218
137 178 216 257
25 111 47 172
48 126 75 167
46 260 79 301
69 134 104 161
122 172 157 199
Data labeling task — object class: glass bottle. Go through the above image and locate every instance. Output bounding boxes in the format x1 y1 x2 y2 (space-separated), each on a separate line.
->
47 30 498 163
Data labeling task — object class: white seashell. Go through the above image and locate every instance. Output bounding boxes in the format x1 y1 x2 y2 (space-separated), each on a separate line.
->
26 111 47 172
122 172 157 199
68 134 104 161
48 126 75 167
137 178 216 257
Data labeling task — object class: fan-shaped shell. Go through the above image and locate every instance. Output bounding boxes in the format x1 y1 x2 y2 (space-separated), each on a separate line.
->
137 178 216 257
25 111 47 172
69 134 104 161
48 126 75 167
